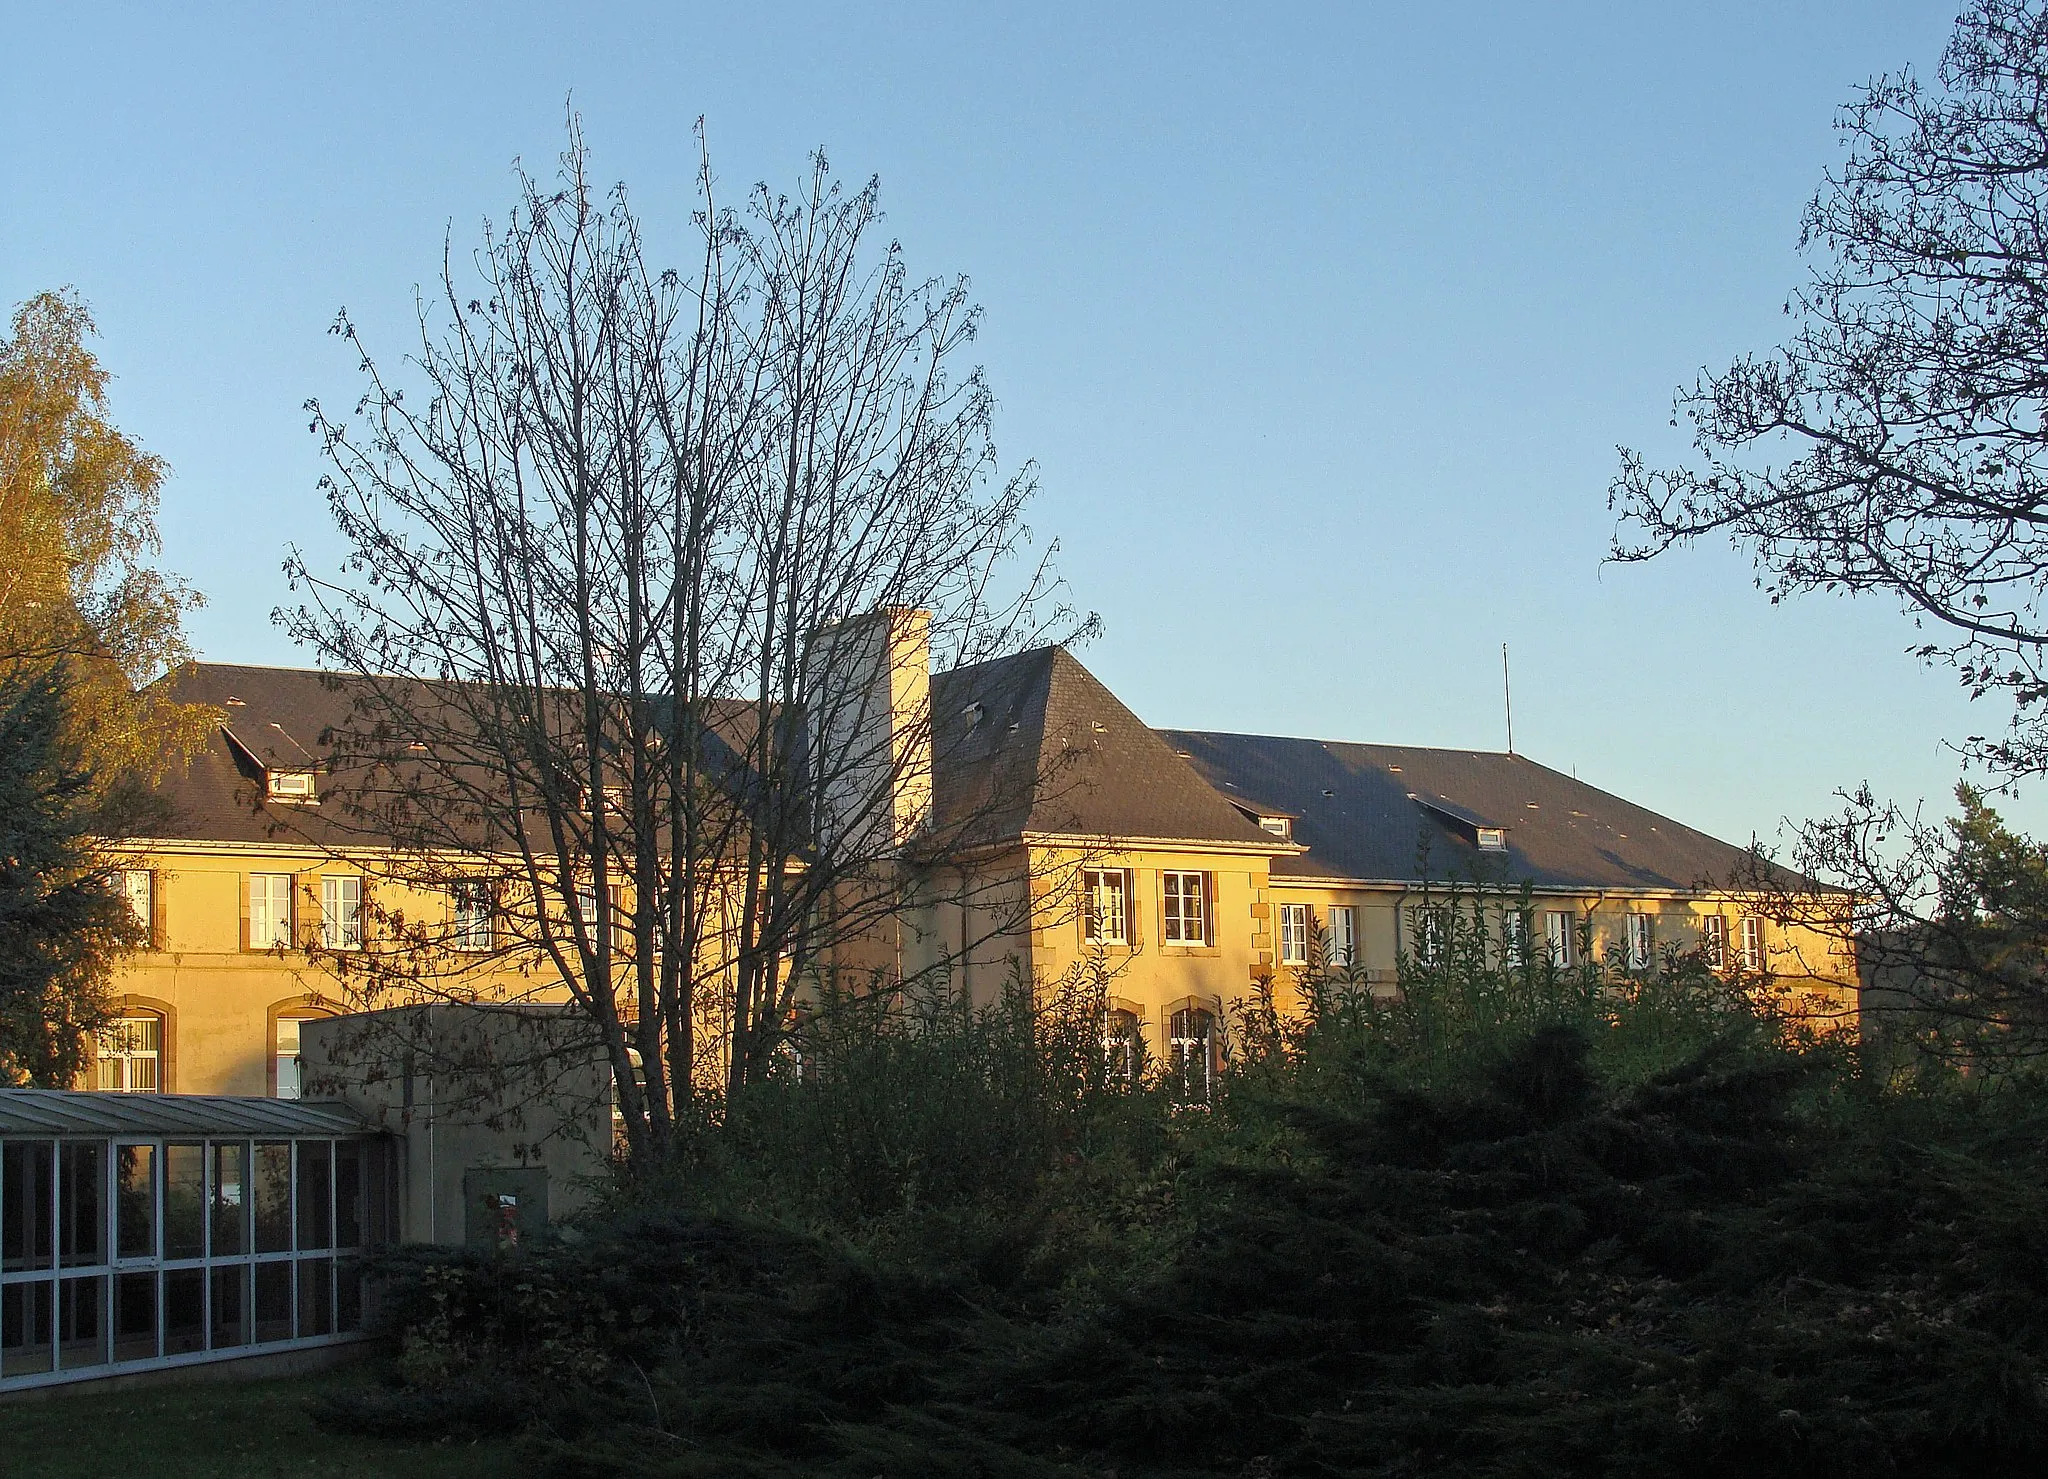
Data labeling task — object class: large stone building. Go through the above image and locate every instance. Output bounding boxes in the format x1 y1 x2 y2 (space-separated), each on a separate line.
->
89 629 1855 1102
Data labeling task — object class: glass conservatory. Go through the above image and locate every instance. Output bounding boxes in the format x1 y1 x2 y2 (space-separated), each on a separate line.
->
0 1089 394 1392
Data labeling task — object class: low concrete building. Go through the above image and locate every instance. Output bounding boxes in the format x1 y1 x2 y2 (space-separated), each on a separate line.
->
299 1004 612 1250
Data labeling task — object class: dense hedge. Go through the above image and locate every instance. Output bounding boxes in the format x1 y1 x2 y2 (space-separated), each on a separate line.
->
316 954 2048 1476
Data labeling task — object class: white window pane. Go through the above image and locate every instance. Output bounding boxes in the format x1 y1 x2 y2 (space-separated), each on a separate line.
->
1328 906 1355 966
1545 911 1574 967
275 1018 307 1100
251 874 293 949
120 870 153 932
452 883 494 952
321 877 362 951
97 1015 162 1094
1742 916 1765 971
1279 903 1307 965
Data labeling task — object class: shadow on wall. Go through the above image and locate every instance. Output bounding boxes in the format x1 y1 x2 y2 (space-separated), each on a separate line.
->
299 1005 612 1248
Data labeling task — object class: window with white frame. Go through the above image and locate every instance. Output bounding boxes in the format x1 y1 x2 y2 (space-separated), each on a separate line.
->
1702 914 1729 970
320 877 362 952
1081 869 1129 945
573 882 627 953
1168 1006 1214 1105
1476 827 1507 851
1741 915 1767 972
1626 913 1655 972
1278 903 1309 965
1545 910 1576 968
451 882 494 953
272 1014 330 1099
118 870 154 939
611 1044 651 1138
249 874 294 951
1501 907 1530 967
1161 872 1208 946
1104 1008 1143 1090
1328 906 1357 967
266 769 317 802
1413 906 1447 964
96 1014 162 1093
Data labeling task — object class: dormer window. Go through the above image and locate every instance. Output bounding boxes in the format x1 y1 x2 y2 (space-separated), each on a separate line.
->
267 770 317 802
1415 795 1506 852
1259 816 1291 838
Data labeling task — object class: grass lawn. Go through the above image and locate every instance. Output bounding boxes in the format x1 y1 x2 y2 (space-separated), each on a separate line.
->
0 1363 519 1478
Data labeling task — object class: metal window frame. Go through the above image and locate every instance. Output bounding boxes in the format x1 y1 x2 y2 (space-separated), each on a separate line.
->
1 1132 383 1392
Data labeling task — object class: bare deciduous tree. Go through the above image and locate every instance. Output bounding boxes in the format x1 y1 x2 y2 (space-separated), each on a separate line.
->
282 123 1089 1161
1612 0 2048 777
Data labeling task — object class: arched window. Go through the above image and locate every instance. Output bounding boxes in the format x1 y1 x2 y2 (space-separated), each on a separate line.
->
96 1012 164 1093
271 1009 333 1099
1104 1008 1143 1090
1168 1006 1215 1106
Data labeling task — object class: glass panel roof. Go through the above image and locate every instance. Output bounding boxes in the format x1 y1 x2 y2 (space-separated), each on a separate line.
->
0 1089 372 1138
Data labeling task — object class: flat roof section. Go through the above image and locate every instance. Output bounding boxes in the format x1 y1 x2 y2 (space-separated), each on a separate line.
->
0 1089 374 1138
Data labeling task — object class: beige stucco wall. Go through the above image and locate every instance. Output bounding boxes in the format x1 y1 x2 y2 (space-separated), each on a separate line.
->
101 843 567 1097
1020 844 1280 1059
1267 880 1858 1018
97 833 1861 1106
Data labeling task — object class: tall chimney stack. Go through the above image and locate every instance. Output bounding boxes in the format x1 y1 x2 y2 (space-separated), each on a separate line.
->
804 607 932 857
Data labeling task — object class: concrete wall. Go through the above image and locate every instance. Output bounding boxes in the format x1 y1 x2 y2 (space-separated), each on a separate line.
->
299 1006 612 1247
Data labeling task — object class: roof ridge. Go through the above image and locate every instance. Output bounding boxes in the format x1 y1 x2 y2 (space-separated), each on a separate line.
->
1161 726 1516 760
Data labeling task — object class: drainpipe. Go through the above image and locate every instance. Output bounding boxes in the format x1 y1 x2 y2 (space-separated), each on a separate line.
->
426 1065 437 1246
1392 886 1410 978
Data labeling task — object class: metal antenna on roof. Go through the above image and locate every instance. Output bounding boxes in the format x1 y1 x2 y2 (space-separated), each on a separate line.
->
1502 643 1515 756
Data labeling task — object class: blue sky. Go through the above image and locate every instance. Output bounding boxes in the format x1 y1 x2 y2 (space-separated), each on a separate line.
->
5 1 2018 849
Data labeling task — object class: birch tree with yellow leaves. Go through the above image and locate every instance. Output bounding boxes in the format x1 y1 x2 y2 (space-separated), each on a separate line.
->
0 289 213 788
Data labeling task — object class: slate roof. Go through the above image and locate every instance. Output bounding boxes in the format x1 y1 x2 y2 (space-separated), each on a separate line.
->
137 663 766 851
1157 731 1780 894
137 659 1774 893
142 663 359 847
931 648 1285 850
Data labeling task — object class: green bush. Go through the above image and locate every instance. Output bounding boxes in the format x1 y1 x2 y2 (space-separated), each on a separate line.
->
320 932 2048 1475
